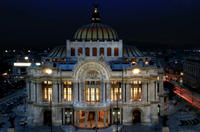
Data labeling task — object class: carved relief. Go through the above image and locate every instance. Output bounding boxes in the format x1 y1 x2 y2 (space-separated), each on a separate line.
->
86 71 100 79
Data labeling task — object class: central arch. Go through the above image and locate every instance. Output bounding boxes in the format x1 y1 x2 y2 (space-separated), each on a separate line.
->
73 61 111 81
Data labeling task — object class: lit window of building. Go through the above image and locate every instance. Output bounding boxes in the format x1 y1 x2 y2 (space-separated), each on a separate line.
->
78 48 82 56
107 48 111 56
131 81 142 101
92 48 97 56
100 48 104 56
111 82 122 101
71 48 75 56
114 48 119 56
86 48 90 56
63 81 73 101
42 81 53 102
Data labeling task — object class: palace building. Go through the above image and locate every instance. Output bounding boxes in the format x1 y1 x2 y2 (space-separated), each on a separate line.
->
26 6 164 128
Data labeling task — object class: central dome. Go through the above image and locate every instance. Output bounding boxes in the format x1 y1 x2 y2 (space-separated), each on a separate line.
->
73 5 119 41
73 23 118 41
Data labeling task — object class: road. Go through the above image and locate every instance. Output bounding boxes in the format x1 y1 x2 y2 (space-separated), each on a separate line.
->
167 81 200 109
0 88 25 105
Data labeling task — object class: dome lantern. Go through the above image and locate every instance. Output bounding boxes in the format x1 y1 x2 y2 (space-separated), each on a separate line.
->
91 5 101 23
73 6 119 41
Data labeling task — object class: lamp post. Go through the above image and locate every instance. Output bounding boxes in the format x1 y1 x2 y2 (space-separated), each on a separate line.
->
43 67 53 132
50 94 53 132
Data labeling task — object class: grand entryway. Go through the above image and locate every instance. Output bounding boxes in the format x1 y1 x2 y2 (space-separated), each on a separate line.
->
132 110 141 123
43 110 52 125
74 110 110 128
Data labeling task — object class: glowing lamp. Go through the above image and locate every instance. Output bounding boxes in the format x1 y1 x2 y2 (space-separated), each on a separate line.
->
24 56 29 60
36 63 41 66
44 68 52 75
180 72 184 76
132 68 140 74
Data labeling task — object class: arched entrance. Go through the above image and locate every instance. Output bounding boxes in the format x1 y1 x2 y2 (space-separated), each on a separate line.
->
132 110 141 123
43 110 52 125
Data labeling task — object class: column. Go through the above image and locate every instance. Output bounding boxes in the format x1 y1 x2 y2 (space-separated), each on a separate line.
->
104 111 106 127
37 82 42 103
97 47 100 57
83 47 85 57
79 82 82 102
107 82 110 102
122 82 125 102
103 82 105 102
108 110 110 125
95 111 98 128
35 82 37 102
77 111 79 127
142 83 147 103
126 83 130 102
85 111 87 128
73 81 78 102
53 81 58 103
90 47 92 56
120 108 122 124
31 81 35 102
58 82 62 103
111 48 114 57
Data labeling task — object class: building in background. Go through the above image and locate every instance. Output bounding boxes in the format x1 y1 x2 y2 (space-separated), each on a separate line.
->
26 6 164 128
184 56 200 91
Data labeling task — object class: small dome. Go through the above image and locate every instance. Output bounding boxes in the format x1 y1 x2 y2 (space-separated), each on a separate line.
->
73 23 118 41
48 45 67 58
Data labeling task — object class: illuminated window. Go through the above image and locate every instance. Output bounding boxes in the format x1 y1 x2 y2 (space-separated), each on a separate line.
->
63 81 73 101
42 81 53 102
86 88 100 103
111 82 121 101
131 81 142 101
78 48 82 56
71 48 75 56
100 48 104 56
92 48 97 56
85 48 90 56
114 48 119 56
107 48 111 56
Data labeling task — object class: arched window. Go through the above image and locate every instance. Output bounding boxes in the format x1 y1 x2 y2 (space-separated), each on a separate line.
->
114 48 119 56
71 48 75 56
78 48 82 56
85 48 90 56
92 48 97 56
100 48 104 56
107 48 111 56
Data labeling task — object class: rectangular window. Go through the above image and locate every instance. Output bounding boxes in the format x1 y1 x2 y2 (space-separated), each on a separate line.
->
42 81 53 102
78 48 82 56
107 48 111 56
114 48 119 56
111 82 122 101
86 48 90 56
131 81 142 101
86 87 100 103
92 48 97 56
100 48 104 56
71 48 75 56
63 81 73 102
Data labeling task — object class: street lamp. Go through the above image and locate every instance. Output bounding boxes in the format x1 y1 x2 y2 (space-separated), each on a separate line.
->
50 94 53 132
